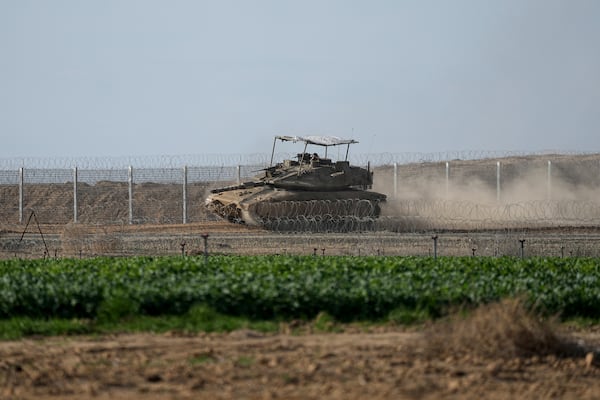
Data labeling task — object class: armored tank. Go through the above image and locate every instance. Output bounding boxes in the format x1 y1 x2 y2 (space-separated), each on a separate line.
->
205 135 386 231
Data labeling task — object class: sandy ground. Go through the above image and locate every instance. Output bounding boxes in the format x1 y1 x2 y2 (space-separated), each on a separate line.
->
1 326 600 400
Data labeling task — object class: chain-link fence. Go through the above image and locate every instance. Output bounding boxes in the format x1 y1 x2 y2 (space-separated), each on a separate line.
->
0 164 264 225
1 153 600 227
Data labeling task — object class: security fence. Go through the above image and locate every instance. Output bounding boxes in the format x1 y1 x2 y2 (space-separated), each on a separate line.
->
0 164 263 225
0 152 599 229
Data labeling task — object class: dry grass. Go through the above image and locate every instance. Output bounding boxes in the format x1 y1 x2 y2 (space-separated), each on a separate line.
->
420 298 587 360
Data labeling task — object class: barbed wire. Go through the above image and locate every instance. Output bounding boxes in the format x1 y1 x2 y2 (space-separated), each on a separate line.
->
0 165 267 185
0 153 272 170
7 223 600 258
233 199 600 233
2 150 599 170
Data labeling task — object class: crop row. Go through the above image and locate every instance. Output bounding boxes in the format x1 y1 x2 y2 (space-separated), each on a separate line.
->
0 256 599 321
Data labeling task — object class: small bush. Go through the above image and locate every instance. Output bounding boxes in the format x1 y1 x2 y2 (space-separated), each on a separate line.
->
387 306 431 325
420 298 586 360
96 292 140 323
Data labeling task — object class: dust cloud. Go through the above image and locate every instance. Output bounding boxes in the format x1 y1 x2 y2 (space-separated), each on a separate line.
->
372 155 600 230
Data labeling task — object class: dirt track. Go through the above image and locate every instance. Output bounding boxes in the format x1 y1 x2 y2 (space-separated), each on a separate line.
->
4 221 600 258
2 326 600 400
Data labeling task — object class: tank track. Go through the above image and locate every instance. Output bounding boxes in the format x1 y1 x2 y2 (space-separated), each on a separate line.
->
251 199 382 232
205 201 244 223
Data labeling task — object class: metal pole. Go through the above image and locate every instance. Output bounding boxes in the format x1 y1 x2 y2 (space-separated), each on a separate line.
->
298 142 308 176
445 161 450 199
18 167 24 224
393 163 398 199
201 233 209 265
128 165 133 225
236 165 241 184
519 239 525 259
73 167 78 223
547 160 552 201
432 235 438 259
182 165 188 224
496 161 501 203
269 137 277 167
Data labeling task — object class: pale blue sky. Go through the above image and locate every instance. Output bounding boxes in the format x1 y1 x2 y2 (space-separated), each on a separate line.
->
1 0 599 158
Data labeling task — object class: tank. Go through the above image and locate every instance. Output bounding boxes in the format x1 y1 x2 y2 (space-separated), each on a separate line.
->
205 135 386 231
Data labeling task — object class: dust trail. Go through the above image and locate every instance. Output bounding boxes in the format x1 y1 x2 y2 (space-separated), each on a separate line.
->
373 155 600 230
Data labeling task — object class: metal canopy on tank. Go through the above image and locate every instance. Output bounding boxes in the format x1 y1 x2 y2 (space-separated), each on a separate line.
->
275 135 358 146
271 135 358 166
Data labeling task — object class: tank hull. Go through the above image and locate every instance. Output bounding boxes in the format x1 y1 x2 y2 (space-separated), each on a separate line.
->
205 185 386 231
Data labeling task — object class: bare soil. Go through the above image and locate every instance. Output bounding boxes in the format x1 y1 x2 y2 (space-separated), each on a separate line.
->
2 300 600 400
2 329 600 400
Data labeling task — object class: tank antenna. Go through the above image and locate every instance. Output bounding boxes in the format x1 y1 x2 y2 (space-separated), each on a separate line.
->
269 136 278 167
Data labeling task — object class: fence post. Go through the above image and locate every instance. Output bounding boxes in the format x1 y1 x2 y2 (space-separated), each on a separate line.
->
73 166 78 223
18 167 24 224
445 161 450 199
201 233 209 265
128 165 133 225
393 162 398 199
519 239 525 259
237 165 241 184
182 165 188 224
547 160 552 201
496 161 501 203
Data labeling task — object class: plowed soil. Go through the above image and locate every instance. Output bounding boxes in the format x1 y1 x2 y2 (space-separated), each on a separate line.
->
2 324 600 400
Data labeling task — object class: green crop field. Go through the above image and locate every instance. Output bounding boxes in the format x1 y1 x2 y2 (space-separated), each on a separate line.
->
1 255 599 324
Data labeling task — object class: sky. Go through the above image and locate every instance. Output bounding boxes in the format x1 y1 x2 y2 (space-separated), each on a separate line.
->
1 0 599 159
